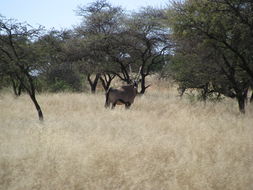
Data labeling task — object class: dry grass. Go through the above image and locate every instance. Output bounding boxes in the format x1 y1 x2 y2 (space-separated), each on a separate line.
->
0 80 253 190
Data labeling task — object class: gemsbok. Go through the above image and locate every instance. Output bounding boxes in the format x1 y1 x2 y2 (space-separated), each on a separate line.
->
105 66 141 109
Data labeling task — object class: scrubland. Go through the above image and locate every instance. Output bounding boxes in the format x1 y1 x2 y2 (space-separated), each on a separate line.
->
0 80 253 190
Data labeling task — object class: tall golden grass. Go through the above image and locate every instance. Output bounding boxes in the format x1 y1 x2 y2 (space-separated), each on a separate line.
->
0 80 253 190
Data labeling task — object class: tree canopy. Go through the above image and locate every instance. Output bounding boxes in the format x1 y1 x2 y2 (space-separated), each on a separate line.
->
166 0 253 113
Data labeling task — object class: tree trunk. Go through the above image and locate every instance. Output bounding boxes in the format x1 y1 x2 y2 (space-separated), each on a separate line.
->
179 87 186 98
139 74 151 94
250 91 253 103
100 73 115 92
237 95 246 114
17 84 22 96
11 78 21 96
29 93 44 121
15 70 44 121
201 83 209 103
139 77 146 94
11 79 18 96
87 73 100 94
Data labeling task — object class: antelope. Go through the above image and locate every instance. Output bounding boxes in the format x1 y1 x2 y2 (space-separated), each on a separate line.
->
105 66 141 109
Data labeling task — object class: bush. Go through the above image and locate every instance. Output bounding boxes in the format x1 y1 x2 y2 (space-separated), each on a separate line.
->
46 65 82 92
48 79 74 92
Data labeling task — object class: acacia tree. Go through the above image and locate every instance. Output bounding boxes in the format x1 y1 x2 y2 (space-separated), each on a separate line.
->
123 7 171 94
75 0 124 92
167 0 253 113
37 29 84 92
75 1 172 94
0 16 44 120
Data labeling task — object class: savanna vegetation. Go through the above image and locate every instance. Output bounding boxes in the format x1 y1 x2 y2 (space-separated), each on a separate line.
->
0 79 253 190
1 0 253 119
1 0 253 189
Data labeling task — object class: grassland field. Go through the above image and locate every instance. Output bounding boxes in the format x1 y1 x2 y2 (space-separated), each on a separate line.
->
0 79 253 190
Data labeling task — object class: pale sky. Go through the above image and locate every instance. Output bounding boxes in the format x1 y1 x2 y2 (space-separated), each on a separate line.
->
0 0 168 30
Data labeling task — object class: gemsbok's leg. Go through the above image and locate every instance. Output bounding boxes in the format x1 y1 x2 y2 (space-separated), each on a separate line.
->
105 101 110 108
111 102 117 109
125 102 131 109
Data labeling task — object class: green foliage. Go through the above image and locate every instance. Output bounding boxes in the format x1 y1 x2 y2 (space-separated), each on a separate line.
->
46 65 82 92
0 75 10 90
168 53 212 88
48 79 74 92
166 0 253 112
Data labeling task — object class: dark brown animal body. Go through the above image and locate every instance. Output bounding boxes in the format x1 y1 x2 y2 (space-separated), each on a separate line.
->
105 83 138 109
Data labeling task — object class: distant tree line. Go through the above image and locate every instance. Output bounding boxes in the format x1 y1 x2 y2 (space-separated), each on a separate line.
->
1 0 252 120
0 0 170 120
